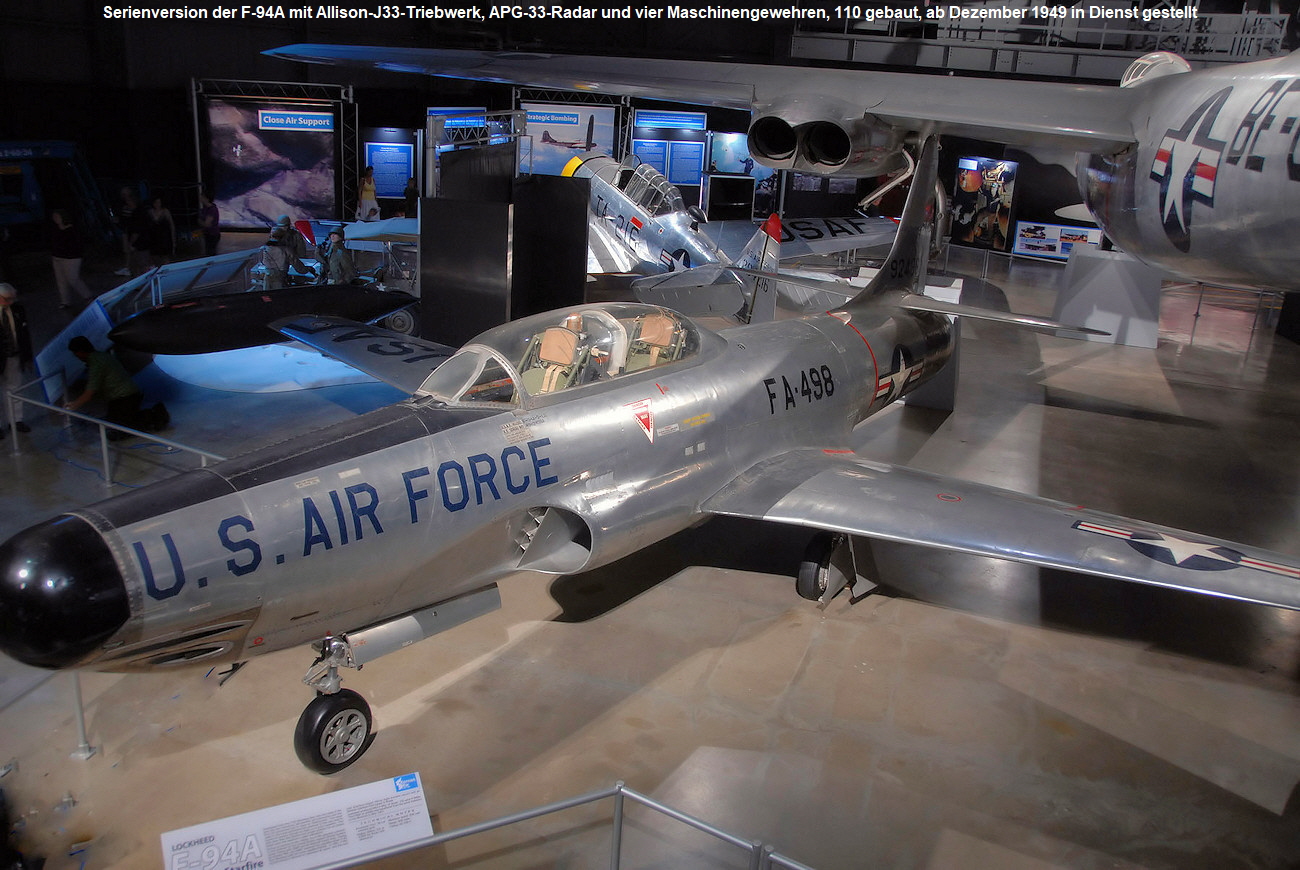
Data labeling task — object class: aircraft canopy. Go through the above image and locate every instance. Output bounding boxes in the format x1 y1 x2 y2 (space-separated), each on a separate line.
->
417 303 703 405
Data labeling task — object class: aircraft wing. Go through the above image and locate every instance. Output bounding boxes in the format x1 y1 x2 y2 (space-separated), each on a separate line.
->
274 315 457 394
265 45 1140 151
702 449 1300 610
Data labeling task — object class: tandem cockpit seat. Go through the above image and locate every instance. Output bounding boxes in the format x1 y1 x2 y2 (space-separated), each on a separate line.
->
625 312 683 372
518 326 589 394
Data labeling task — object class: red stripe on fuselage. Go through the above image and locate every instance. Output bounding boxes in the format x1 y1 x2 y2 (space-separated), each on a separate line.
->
828 312 879 405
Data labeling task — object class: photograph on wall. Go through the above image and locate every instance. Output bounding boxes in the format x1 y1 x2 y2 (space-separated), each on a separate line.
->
951 155 1018 251
203 98 337 230
710 133 777 184
1012 221 1105 261
520 104 616 175
791 173 824 192
711 132 779 217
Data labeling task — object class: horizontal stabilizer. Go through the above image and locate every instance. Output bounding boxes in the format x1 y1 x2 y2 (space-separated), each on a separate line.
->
896 293 1110 337
632 265 748 318
274 315 457 394
704 449 1300 611
710 216 897 263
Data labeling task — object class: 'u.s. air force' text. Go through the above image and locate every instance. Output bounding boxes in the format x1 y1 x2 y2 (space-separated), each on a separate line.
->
129 438 557 602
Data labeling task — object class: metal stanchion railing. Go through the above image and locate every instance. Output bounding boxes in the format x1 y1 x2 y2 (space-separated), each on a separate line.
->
4 371 224 483
313 781 819 870
69 672 97 762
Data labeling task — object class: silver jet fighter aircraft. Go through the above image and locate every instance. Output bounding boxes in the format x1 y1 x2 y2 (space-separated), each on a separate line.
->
560 149 899 275
267 44 1300 292
3 138 1299 775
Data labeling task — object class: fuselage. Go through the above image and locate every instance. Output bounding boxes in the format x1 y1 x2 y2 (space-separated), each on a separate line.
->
562 151 724 274
0 300 951 673
1083 51 1300 291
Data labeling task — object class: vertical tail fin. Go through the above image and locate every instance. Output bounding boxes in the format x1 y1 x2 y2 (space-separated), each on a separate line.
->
731 213 782 272
844 137 939 307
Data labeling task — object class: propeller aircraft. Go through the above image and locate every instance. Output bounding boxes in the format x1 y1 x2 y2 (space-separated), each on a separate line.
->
560 149 900 275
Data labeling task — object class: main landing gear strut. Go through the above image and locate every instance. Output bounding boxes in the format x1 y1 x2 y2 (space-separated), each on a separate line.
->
295 635 372 774
796 532 879 605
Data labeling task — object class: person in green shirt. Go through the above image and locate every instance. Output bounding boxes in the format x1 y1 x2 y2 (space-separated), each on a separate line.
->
65 336 168 440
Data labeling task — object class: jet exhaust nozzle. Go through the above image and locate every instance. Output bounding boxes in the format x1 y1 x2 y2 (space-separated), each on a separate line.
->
748 106 908 177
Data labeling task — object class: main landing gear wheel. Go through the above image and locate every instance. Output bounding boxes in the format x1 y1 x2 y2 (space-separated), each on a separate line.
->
384 306 419 335
797 532 846 601
294 689 373 774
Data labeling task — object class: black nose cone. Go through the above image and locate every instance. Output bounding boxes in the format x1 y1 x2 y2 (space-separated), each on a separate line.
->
0 515 130 668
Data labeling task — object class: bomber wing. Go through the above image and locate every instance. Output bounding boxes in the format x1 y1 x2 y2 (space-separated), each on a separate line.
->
275 315 457 394
702 449 1300 610
265 45 1140 151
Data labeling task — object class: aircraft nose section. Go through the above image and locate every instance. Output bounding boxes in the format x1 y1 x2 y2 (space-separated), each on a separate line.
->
0 515 129 668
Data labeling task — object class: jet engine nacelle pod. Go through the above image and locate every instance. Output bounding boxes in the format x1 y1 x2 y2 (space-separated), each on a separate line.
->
748 97 909 177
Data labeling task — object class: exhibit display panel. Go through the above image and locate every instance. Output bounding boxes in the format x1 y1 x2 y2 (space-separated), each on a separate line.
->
201 97 340 229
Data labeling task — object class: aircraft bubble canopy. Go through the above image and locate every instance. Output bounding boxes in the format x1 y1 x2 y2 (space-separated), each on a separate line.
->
418 303 706 406
1120 51 1192 88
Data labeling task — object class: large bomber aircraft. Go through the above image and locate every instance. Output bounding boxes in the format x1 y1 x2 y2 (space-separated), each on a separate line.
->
2 138 1299 774
267 44 1300 292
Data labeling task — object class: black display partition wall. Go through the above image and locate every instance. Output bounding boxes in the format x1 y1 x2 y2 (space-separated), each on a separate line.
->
420 145 588 348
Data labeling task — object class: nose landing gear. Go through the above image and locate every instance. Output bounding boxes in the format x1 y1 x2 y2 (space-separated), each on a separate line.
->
295 689 373 774
295 635 374 774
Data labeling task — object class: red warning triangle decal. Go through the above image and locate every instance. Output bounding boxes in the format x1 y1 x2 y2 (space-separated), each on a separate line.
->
626 398 654 443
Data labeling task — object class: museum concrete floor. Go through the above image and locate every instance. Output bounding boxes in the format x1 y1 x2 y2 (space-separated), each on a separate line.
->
0 243 1298 869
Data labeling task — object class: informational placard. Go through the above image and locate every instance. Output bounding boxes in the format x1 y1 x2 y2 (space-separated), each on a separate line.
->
364 142 415 198
258 110 335 132
631 139 668 174
1012 221 1105 260
427 107 488 130
667 140 706 186
633 109 706 130
162 773 433 870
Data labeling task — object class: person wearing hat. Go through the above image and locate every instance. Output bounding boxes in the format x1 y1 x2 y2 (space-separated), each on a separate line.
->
263 223 314 290
275 214 309 264
65 335 168 440
0 283 33 437
321 226 357 285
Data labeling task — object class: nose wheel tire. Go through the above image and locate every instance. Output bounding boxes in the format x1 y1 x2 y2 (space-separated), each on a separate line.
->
294 689 373 774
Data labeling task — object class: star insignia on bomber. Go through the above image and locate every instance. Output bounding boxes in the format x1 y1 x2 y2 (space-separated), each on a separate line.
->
1148 90 1230 252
